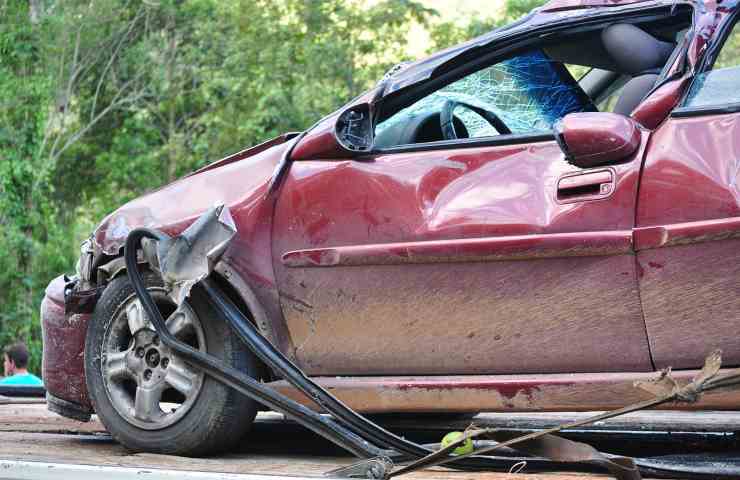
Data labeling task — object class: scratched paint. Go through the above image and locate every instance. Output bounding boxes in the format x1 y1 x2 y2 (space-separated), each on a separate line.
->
41 276 92 409
268 370 740 413
273 132 650 376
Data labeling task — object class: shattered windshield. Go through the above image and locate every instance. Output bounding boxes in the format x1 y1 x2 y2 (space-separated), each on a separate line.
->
376 49 595 145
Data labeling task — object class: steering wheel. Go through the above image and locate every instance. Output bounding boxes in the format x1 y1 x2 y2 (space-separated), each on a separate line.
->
440 99 511 140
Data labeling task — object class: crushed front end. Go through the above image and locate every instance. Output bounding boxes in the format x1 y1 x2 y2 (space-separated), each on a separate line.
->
41 240 99 420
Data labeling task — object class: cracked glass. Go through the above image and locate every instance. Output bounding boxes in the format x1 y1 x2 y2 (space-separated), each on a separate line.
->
376 49 594 143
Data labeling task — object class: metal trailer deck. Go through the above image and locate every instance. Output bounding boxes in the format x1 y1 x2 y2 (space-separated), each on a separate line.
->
3 400 740 480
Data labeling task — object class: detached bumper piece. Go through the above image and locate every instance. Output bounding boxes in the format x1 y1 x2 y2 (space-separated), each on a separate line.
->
64 277 104 315
124 206 740 480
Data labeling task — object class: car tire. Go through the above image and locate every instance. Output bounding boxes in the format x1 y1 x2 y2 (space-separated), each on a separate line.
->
85 271 259 456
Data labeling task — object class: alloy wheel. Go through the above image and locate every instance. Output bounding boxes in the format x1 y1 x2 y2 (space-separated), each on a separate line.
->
101 289 206 430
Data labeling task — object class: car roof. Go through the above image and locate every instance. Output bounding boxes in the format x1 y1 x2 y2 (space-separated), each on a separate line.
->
541 0 654 12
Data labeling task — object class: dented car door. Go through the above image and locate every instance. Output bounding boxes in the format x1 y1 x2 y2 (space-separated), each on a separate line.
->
271 47 653 376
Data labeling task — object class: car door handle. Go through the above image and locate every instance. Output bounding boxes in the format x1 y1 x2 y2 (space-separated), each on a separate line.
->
557 170 614 202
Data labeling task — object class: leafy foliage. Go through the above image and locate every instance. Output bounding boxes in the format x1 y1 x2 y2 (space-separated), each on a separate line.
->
0 0 540 375
428 0 539 49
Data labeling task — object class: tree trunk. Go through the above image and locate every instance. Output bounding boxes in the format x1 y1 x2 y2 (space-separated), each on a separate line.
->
28 0 40 24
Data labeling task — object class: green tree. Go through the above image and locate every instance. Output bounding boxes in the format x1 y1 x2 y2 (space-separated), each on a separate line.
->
0 0 546 376
0 0 67 372
429 0 546 50
0 0 436 375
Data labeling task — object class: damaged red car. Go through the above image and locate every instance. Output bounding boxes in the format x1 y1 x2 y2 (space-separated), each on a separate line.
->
42 0 740 456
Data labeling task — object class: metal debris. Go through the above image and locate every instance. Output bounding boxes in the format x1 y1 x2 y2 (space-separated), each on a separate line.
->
324 457 394 479
145 204 237 305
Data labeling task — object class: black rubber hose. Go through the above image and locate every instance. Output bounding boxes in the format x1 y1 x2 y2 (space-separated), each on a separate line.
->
205 271 735 479
127 228 620 474
200 277 525 471
124 228 383 459
125 228 517 471
201 279 418 447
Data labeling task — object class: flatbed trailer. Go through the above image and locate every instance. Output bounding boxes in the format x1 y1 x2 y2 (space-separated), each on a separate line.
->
3 400 740 480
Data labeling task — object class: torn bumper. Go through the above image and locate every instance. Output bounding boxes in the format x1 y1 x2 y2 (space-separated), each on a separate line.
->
41 275 93 416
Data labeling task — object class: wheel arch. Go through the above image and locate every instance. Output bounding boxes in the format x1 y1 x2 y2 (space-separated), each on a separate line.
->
95 255 276 380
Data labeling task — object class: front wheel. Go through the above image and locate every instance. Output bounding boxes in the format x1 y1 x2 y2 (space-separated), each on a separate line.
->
85 271 259 455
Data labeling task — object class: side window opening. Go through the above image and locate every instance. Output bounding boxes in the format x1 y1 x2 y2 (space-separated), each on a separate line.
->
684 18 740 108
374 50 596 148
374 12 691 150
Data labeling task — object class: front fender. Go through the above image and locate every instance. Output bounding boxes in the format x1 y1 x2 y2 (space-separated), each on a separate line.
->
93 141 290 257
45 141 294 415
88 141 291 350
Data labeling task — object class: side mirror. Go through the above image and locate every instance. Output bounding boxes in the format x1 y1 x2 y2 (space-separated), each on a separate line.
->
291 104 373 161
554 113 641 168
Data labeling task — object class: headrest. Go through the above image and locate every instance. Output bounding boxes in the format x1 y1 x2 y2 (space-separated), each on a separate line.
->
601 24 675 75
612 73 660 116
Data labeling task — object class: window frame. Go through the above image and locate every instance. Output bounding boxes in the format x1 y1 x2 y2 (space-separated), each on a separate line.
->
368 5 694 156
374 49 594 147
374 132 556 155
672 10 740 118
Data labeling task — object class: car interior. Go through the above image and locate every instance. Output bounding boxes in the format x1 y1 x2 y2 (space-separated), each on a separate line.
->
374 11 693 149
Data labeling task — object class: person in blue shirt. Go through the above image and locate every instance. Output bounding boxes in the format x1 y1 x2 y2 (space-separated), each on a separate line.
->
1 342 43 386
